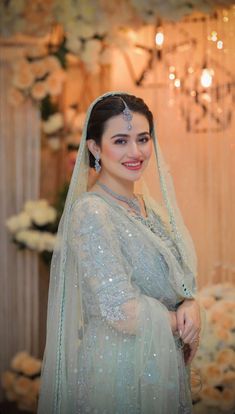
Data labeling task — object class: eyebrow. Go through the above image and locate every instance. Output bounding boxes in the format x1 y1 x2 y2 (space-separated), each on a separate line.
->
110 131 151 139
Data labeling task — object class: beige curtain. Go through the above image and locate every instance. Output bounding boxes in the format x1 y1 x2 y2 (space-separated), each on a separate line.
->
111 12 235 288
0 45 40 400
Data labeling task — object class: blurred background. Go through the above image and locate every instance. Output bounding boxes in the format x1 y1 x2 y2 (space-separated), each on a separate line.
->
0 1 235 413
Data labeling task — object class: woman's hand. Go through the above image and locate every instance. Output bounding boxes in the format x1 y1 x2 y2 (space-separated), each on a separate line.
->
169 311 178 335
176 299 201 343
176 299 201 364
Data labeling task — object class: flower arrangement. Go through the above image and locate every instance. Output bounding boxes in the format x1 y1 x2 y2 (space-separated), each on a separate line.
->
6 199 58 261
1 351 42 412
193 283 235 413
1 0 234 40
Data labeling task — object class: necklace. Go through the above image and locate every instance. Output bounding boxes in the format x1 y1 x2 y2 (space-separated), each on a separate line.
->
97 182 142 215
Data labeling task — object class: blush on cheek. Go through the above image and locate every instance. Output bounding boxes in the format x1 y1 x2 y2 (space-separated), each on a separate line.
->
101 143 123 161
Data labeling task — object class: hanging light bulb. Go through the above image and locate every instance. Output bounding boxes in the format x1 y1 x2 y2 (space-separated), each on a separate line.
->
174 78 181 88
155 28 164 48
200 68 214 88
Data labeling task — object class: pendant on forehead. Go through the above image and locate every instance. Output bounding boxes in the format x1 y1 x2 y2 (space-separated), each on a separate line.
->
120 98 133 130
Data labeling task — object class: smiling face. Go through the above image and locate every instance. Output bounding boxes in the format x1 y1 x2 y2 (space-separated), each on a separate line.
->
87 112 153 185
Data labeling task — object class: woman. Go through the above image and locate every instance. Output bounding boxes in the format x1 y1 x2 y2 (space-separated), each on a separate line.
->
38 92 201 414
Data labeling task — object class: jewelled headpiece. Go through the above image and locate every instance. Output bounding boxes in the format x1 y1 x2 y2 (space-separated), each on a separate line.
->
119 98 133 130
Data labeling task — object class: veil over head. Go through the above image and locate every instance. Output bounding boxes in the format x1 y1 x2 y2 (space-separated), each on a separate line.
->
38 91 197 414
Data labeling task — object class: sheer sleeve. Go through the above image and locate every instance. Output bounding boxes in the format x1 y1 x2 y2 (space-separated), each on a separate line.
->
68 196 185 413
70 196 167 335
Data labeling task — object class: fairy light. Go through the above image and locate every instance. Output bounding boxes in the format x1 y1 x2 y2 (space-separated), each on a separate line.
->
200 68 214 88
217 40 223 49
169 73 175 80
208 31 218 42
174 78 181 88
155 29 164 47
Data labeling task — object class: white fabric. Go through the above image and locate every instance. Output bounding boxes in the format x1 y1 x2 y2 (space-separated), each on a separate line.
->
0 46 40 400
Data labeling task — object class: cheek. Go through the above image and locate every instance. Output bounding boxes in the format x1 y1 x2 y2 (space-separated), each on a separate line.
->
144 141 153 159
101 143 122 161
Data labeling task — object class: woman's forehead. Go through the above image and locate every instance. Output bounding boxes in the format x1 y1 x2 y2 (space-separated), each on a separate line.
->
103 112 149 136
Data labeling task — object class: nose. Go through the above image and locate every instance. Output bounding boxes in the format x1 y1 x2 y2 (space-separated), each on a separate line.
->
128 141 142 158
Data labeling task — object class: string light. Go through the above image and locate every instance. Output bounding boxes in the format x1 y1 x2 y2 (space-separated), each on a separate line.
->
208 31 218 42
174 78 181 88
200 68 214 88
169 73 175 80
155 28 164 47
217 40 223 49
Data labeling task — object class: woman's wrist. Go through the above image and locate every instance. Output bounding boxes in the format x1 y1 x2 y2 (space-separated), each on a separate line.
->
169 311 178 334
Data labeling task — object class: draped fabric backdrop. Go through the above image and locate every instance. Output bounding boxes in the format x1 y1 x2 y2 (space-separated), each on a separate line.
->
111 16 235 288
0 46 40 400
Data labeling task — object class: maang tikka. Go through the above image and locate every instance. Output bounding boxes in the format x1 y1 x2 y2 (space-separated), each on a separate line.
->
120 98 133 130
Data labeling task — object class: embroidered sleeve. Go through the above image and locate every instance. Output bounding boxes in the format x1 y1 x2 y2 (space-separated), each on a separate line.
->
70 196 138 324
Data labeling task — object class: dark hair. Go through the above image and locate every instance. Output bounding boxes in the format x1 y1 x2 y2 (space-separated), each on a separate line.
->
86 93 154 168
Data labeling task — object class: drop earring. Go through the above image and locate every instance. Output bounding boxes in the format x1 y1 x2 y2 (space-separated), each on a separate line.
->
95 154 101 173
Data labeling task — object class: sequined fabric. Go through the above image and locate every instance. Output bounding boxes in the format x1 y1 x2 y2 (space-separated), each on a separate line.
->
68 193 194 414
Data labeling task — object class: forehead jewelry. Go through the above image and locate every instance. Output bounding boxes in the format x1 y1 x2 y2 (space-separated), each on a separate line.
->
120 98 133 130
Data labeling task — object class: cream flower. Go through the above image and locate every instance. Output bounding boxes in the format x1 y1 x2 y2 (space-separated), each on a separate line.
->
46 69 66 96
1 371 17 390
216 348 235 369
6 212 31 234
81 39 102 66
14 376 32 396
20 356 41 376
26 45 48 59
8 88 25 107
72 20 96 39
24 199 48 213
10 352 29 372
44 56 61 73
201 362 223 386
48 136 61 151
30 205 57 226
30 60 49 79
66 35 82 55
220 388 235 411
199 386 222 407
13 64 34 90
15 230 41 250
40 233 57 251
31 81 47 100
42 113 64 135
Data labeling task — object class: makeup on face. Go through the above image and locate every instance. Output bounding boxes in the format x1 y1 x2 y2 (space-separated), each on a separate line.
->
98 112 153 183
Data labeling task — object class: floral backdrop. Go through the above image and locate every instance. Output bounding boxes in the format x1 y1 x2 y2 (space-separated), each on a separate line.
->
1 0 235 411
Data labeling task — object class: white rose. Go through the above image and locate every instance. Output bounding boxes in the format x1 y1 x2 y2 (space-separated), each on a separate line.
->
31 206 57 226
24 199 48 214
72 21 96 39
42 113 64 135
66 35 82 54
81 40 102 66
15 230 41 250
40 233 57 252
6 212 31 233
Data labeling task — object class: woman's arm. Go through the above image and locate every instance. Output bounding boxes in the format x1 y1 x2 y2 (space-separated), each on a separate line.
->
176 298 201 364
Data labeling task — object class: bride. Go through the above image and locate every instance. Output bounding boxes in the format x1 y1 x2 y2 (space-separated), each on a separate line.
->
38 92 201 414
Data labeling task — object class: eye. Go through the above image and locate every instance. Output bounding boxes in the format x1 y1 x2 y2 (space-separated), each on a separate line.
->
138 136 150 143
114 138 127 145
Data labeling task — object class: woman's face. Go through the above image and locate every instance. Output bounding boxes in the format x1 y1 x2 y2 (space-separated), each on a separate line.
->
89 112 153 183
